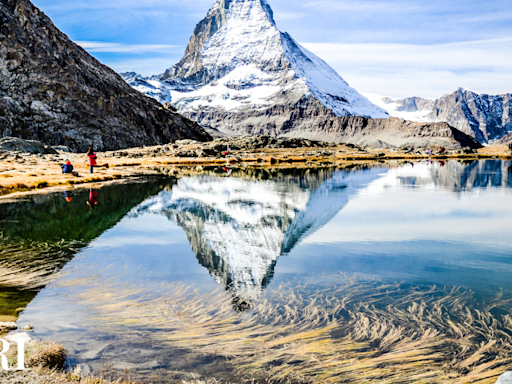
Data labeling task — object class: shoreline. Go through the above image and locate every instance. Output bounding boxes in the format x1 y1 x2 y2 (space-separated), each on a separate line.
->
1 140 510 198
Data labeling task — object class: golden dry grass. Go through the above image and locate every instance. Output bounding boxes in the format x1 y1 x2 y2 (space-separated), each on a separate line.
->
56 272 512 384
5 341 67 370
1 143 509 196
0 366 229 384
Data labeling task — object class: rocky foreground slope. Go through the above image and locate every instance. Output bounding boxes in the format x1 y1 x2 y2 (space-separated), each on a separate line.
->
0 0 211 152
366 88 512 144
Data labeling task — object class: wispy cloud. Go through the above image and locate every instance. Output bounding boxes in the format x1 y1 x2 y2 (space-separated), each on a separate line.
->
301 0 428 13
40 0 212 11
33 0 512 98
301 38 512 98
76 41 180 53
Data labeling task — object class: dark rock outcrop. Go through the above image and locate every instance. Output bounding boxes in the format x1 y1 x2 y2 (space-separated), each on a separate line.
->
0 0 211 152
0 137 56 154
187 99 482 149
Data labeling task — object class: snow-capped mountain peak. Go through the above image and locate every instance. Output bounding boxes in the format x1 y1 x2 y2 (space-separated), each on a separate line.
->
122 0 388 137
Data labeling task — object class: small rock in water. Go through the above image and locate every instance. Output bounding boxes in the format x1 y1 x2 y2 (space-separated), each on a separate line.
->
22 325 34 331
0 322 17 331
497 372 512 384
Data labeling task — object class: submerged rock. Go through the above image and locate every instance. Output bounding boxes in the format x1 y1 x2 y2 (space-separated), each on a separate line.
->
4 332 31 344
496 372 512 384
0 322 17 331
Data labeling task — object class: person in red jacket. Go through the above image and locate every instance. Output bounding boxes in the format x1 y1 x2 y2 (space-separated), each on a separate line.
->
87 147 108 173
87 147 97 174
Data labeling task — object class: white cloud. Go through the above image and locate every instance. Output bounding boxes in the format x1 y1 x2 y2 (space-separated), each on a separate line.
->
301 38 512 98
104 57 182 76
41 0 212 11
76 41 180 53
301 0 428 12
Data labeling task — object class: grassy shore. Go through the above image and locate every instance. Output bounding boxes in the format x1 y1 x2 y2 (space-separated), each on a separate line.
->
0 139 510 197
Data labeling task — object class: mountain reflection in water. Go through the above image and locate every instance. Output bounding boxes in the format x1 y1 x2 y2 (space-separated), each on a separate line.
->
2 160 511 383
128 167 387 311
126 160 512 311
0 179 173 318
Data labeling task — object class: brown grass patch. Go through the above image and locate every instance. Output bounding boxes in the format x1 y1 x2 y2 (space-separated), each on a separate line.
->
5 341 66 370
0 366 226 384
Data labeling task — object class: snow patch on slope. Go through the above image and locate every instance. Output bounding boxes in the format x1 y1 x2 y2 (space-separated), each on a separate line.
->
364 93 434 121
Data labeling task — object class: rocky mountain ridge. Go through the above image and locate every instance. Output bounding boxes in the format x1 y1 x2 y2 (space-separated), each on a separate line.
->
122 0 390 136
122 0 482 149
366 88 512 144
0 0 211 152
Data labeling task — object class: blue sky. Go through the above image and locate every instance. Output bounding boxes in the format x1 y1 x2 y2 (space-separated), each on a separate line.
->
32 0 512 98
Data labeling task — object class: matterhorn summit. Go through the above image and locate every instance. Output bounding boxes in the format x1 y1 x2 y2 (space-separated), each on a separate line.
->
123 0 388 137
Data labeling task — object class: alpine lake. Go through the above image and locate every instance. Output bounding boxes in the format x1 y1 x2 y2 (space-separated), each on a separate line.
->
1 159 512 384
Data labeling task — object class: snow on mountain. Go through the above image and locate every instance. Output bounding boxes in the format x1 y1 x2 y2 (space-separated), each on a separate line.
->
129 168 386 310
364 93 436 122
364 88 512 144
122 0 388 138
120 72 171 104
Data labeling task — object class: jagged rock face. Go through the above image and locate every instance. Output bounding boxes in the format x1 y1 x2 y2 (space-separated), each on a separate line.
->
122 0 389 139
0 0 211 152
186 103 482 149
498 133 512 146
366 89 512 144
129 168 387 311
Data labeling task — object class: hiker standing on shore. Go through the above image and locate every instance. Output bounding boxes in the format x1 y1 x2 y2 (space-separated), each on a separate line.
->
87 147 108 173
87 147 97 174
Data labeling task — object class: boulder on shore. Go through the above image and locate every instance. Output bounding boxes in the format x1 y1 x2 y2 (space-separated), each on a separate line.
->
0 137 57 154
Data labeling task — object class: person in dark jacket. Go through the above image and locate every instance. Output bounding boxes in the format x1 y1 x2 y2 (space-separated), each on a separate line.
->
61 160 73 173
61 160 79 176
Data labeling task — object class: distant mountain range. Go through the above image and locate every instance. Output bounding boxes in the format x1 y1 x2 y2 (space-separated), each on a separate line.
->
365 88 512 144
0 0 499 151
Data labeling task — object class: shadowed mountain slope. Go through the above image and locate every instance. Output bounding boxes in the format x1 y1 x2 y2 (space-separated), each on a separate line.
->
0 0 211 152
